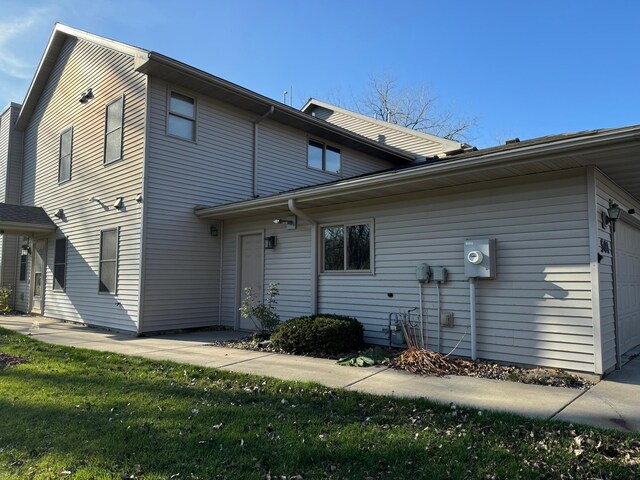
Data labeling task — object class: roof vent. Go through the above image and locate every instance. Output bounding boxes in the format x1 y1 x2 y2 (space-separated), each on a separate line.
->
505 137 520 145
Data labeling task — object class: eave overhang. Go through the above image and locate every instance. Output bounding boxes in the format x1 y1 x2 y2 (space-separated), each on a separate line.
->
0 204 57 236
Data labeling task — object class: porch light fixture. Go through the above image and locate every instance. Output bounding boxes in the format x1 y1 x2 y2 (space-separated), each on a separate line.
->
264 235 277 249
602 199 623 231
21 244 31 256
54 208 64 219
79 88 94 104
210 226 218 237
113 197 124 210
272 216 297 230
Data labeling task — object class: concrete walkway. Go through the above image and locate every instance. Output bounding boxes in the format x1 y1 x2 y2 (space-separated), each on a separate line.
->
1 315 638 433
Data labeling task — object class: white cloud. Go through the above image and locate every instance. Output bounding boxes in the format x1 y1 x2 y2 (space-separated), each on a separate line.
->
0 7 52 80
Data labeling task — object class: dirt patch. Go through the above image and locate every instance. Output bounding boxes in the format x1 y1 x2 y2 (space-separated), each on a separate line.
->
390 349 594 389
0 353 28 369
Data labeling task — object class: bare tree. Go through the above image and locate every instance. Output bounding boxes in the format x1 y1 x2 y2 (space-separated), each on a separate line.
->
350 75 478 143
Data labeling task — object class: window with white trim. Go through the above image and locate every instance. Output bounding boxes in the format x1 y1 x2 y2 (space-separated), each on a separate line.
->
53 237 67 291
322 222 371 271
104 96 124 164
167 91 196 140
99 229 118 293
58 127 73 183
308 139 341 174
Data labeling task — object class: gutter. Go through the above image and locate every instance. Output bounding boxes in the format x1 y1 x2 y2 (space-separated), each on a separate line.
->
253 106 274 197
194 125 640 219
287 199 317 314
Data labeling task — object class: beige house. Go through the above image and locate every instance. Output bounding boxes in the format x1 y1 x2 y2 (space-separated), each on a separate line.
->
1 24 639 376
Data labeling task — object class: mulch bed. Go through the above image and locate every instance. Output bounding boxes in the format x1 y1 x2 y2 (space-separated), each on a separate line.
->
389 349 594 389
0 353 28 369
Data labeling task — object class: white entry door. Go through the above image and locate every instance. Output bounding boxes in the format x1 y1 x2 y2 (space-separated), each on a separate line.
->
238 233 264 331
616 221 640 354
31 239 46 314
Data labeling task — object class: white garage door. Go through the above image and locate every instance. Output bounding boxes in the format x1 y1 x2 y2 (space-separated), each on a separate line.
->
616 221 640 354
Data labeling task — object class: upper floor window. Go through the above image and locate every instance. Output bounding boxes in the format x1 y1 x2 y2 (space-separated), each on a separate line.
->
105 96 124 164
99 228 118 294
322 222 372 272
58 127 73 183
168 91 196 141
53 237 67 291
308 139 341 174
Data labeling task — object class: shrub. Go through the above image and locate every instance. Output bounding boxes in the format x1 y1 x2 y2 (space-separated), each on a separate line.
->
0 287 12 314
239 283 280 334
270 314 364 354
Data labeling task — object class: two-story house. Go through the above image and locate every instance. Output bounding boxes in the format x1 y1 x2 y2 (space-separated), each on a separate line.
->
1 24 639 376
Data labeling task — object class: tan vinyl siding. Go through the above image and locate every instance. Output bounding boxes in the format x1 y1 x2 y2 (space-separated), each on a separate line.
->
219 168 596 372
256 121 391 197
21 38 146 331
594 169 640 372
0 104 22 299
141 78 396 332
309 105 449 159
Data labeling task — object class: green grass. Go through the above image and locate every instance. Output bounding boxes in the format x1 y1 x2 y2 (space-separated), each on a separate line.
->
0 327 638 479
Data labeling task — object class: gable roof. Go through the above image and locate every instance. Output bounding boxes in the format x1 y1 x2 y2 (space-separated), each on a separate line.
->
301 98 464 154
15 24 415 164
15 23 147 131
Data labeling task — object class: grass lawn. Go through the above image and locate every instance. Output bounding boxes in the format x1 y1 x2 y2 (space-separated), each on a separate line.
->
0 327 638 479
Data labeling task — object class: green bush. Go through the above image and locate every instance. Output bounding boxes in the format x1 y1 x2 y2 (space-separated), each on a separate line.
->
270 314 364 354
0 287 12 314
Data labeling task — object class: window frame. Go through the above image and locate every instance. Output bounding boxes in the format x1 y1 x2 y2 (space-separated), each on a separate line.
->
166 89 197 142
320 219 374 274
58 127 73 184
98 228 119 294
53 237 68 291
307 137 342 175
104 95 125 165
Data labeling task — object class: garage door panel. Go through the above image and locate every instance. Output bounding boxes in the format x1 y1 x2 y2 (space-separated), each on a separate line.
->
616 221 640 354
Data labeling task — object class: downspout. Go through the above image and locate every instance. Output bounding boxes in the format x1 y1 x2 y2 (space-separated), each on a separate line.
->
253 106 274 198
287 198 317 314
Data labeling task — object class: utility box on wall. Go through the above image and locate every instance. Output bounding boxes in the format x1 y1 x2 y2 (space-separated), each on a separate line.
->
464 238 496 279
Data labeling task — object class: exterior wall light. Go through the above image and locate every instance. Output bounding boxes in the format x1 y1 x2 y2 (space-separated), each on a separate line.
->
210 226 218 237
54 208 65 219
79 88 94 104
264 235 277 249
113 197 124 210
603 199 623 231
21 244 31 256
272 216 297 230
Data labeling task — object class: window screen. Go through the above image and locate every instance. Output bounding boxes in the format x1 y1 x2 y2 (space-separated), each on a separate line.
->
53 237 67 291
59 128 72 183
105 97 124 163
322 222 371 271
99 229 118 293
168 92 196 140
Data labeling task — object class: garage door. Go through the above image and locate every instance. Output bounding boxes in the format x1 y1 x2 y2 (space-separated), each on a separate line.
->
616 221 640 354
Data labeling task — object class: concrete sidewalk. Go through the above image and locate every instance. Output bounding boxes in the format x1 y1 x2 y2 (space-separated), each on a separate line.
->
1 315 638 433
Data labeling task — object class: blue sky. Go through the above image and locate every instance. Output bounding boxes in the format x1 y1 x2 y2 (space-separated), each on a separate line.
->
1 1 638 147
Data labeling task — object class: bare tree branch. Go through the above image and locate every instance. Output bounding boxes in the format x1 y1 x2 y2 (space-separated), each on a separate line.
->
345 74 478 143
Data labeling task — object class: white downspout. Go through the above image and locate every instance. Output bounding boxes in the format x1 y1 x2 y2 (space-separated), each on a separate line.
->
253 106 275 198
469 277 477 360
287 198 317 314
